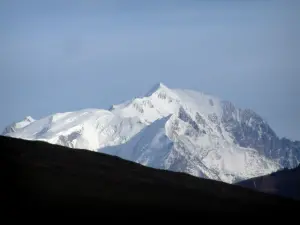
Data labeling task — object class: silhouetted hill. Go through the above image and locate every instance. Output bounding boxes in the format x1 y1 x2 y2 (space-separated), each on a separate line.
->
0 136 299 217
238 166 300 200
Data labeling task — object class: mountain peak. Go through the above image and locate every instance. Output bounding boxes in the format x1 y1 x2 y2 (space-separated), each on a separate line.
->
24 116 35 122
145 82 169 97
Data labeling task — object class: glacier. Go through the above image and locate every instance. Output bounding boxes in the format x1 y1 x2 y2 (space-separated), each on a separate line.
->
3 82 299 183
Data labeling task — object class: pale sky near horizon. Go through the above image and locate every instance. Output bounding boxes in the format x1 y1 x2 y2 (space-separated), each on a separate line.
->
0 0 299 140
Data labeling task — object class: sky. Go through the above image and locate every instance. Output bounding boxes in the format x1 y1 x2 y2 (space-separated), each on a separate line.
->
0 0 299 140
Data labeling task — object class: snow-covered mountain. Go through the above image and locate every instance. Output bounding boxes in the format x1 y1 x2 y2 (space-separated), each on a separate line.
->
3 82 299 183
2 116 35 135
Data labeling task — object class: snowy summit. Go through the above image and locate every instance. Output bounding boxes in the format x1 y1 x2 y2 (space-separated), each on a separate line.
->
3 83 300 183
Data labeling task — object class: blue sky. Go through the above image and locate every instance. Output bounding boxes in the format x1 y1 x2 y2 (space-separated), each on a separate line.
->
0 0 299 140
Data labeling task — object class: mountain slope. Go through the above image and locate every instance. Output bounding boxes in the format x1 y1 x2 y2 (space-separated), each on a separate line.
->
3 109 146 151
102 113 279 183
2 116 35 135
1 136 299 215
3 82 299 183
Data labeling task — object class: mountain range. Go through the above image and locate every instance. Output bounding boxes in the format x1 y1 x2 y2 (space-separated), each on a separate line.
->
3 82 299 183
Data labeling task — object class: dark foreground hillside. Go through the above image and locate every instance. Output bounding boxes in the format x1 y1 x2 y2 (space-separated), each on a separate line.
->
0 136 299 216
238 165 300 200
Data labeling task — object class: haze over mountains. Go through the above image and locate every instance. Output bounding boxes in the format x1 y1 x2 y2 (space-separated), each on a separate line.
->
3 83 300 183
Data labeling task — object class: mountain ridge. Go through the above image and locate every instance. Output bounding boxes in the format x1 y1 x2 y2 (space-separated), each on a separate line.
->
1 135 299 215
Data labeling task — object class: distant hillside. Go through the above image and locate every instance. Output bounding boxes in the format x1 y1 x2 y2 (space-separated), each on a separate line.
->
238 166 300 200
0 136 299 216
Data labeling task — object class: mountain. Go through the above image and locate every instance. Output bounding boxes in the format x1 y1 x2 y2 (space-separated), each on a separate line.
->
2 116 35 135
101 114 279 183
237 165 300 200
2 82 299 183
1 136 299 215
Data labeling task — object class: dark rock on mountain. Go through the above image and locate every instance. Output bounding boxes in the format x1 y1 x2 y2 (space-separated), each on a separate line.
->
178 107 199 132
